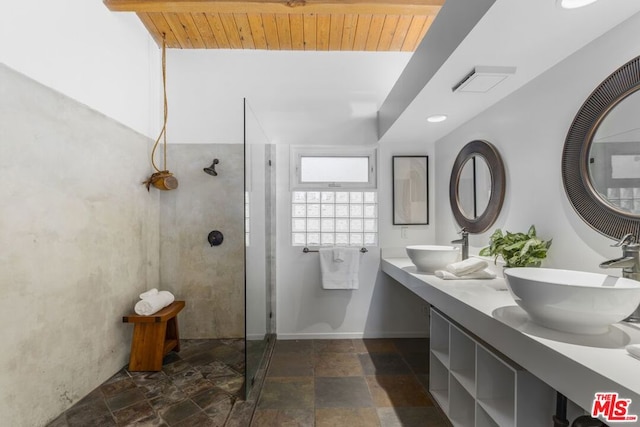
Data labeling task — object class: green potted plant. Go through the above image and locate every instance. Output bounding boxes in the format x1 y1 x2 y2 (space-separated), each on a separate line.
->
479 225 552 268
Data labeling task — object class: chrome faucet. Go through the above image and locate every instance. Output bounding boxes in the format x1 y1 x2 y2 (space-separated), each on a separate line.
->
600 233 640 321
451 227 469 260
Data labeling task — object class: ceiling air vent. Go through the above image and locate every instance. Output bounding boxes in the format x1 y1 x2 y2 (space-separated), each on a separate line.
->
452 66 517 93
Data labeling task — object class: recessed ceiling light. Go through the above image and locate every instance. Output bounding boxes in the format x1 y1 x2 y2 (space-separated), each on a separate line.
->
427 115 447 123
558 0 598 9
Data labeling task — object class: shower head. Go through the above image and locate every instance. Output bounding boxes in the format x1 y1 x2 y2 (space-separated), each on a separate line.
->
204 159 219 176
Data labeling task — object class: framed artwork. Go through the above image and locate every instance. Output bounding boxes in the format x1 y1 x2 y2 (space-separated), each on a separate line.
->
393 156 429 225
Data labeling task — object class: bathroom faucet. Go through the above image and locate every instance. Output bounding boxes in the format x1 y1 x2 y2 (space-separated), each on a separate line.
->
600 233 640 321
451 227 469 260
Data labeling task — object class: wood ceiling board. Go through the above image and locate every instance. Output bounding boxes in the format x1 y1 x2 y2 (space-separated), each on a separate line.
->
302 13 317 49
205 13 231 47
234 13 257 48
164 12 195 47
341 14 358 50
247 13 268 49
352 14 372 51
364 14 385 51
104 0 444 15
289 14 305 49
105 0 441 50
192 12 219 47
219 13 244 48
377 14 399 51
180 13 207 47
261 13 281 48
275 13 293 49
328 14 344 50
401 14 428 51
316 13 331 50
145 13 181 46
388 15 411 50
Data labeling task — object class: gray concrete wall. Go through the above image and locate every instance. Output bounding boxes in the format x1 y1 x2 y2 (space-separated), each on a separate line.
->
159 144 244 339
0 64 160 426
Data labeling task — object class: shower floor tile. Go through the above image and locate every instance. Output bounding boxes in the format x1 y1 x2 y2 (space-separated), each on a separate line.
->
47 339 246 427
47 338 450 426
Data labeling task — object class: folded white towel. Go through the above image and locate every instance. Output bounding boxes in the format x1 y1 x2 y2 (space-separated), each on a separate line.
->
134 291 175 315
333 248 345 263
446 258 488 276
435 269 496 280
626 344 640 360
319 247 360 289
139 288 159 299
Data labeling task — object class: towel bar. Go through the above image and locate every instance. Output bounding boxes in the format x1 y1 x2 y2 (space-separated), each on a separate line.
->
303 247 368 253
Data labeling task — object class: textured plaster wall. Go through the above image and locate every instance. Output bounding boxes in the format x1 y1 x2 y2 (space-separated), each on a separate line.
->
159 144 244 339
0 65 160 427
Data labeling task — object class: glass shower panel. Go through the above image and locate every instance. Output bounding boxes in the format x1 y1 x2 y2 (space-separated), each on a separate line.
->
244 99 273 395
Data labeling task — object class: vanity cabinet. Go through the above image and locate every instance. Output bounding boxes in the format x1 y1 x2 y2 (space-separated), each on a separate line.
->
429 308 554 427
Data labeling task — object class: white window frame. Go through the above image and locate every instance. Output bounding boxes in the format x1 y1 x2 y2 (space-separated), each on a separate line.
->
290 146 377 190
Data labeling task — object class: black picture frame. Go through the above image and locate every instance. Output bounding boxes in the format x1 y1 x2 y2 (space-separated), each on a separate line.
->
392 156 429 225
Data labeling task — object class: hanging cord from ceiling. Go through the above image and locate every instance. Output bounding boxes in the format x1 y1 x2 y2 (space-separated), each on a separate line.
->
151 33 168 174
143 33 178 191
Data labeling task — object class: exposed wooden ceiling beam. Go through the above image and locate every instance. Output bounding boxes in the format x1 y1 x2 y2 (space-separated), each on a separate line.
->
104 0 444 15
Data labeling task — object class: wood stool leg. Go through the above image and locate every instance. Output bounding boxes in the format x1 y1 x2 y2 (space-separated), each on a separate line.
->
166 316 181 352
129 322 168 371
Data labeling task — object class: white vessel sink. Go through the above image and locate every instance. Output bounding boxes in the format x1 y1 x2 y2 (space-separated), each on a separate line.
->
406 245 460 273
503 267 640 335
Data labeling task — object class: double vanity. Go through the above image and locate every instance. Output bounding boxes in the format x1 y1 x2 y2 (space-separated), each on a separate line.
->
382 255 640 426
403 54 640 425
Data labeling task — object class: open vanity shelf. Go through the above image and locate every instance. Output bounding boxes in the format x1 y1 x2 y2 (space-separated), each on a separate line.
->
429 308 554 427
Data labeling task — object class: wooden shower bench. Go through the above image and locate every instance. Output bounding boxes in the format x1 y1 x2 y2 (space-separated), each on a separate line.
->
122 300 185 371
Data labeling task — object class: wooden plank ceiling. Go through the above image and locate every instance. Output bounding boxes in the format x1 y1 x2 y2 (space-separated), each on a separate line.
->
104 0 444 51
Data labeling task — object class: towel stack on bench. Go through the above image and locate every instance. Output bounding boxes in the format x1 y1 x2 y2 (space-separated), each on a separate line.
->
134 288 175 315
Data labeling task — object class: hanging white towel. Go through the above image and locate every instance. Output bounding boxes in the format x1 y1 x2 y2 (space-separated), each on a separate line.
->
319 247 360 289
134 291 175 315
435 269 496 280
445 258 488 276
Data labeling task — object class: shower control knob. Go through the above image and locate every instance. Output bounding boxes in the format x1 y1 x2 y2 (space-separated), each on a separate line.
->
207 230 224 247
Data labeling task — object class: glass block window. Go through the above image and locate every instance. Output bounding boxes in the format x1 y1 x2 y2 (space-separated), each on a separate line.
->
291 191 378 247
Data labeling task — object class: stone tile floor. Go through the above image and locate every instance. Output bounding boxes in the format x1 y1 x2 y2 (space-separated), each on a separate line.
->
46 339 248 427
251 338 451 427
46 338 450 427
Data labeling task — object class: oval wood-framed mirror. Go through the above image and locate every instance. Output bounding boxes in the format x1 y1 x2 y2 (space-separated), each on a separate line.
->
562 55 640 239
449 140 506 233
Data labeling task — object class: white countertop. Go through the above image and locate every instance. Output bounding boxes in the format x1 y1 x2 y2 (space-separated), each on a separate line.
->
382 257 640 424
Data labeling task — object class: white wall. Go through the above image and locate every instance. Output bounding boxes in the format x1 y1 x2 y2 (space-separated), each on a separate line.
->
379 139 437 250
164 49 429 338
0 0 157 137
433 11 640 271
164 49 412 145
275 141 431 339
0 65 159 427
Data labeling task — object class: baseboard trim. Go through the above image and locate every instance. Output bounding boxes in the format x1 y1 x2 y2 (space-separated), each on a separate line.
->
276 331 429 340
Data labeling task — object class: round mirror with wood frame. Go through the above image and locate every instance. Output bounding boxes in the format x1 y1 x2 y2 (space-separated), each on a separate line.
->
450 140 506 233
562 55 640 239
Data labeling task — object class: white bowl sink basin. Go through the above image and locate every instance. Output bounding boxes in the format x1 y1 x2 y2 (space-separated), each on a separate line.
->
504 267 640 335
406 245 460 273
